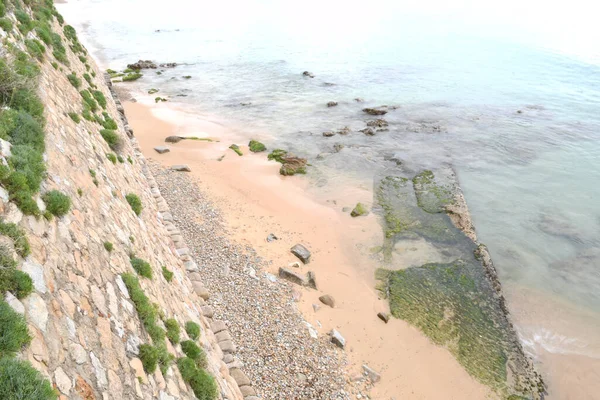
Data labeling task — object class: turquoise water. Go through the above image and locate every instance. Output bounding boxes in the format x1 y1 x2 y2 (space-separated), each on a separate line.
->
59 0 600 395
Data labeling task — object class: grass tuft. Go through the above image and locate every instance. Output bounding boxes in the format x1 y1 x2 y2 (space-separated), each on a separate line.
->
0 358 57 400
161 266 173 282
130 257 152 279
185 322 200 341
165 318 180 344
67 72 81 89
0 301 31 358
42 190 71 217
103 242 113 252
126 193 142 216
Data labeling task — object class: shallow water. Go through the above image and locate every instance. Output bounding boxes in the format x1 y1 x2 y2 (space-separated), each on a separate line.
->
58 0 600 397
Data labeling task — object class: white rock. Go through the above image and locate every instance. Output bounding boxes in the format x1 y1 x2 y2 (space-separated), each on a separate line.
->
5 292 24 315
90 351 108 387
126 334 141 355
115 275 130 298
330 329 346 349
0 138 12 157
21 258 47 294
70 342 87 364
0 187 9 203
24 293 48 332
54 367 72 394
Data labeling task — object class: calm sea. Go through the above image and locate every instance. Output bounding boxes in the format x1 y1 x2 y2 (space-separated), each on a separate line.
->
58 0 600 397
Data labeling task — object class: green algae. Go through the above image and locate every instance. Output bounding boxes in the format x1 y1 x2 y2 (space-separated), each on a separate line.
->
267 149 287 163
412 170 454 213
350 202 368 217
229 144 243 156
248 140 266 153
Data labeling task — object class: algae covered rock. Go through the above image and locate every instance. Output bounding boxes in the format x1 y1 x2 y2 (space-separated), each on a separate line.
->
248 140 266 153
363 107 387 116
267 149 307 176
229 144 243 156
267 149 288 163
350 203 368 217
412 170 453 214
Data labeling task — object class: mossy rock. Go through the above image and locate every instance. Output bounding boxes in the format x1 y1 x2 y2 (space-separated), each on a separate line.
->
412 170 454 213
267 149 287 163
229 144 243 156
248 140 266 153
351 203 368 217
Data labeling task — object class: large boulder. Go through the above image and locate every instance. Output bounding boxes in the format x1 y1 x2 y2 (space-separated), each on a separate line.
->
280 155 307 176
363 108 387 116
165 136 183 143
127 60 157 70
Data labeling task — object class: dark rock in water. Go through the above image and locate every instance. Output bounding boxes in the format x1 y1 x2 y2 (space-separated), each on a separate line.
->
333 144 344 153
327 101 338 107
280 155 307 176
360 127 375 136
367 119 389 128
363 108 388 116
291 244 311 263
302 71 315 78
240 102 252 106
127 60 157 70
322 131 335 137
319 294 335 308
377 312 390 323
154 146 170 154
160 62 178 68
171 164 191 172
266 233 278 242
330 329 346 349
323 82 335 87
517 110 523 114
354 98 364 102
336 126 351 135
165 136 183 143
351 203 368 217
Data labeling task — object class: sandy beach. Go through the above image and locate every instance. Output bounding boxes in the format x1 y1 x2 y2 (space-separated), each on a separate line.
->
123 99 494 399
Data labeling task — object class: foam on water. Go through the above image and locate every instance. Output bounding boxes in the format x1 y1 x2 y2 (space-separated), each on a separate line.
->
58 0 600 395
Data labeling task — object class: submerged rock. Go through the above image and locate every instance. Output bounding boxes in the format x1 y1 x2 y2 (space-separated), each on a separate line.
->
351 203 368 217
327 101 338 107
360 127 375 136
302 71 315 78
248 140 266 153
280 155 307 176
291 244 311 263
322 131 335 137
336 126 351 135
127 60 157 70
229 144 243 156
367 119 388 128
267 149 288 163
363 108 387 116
159 62 178 68
354 98 364 102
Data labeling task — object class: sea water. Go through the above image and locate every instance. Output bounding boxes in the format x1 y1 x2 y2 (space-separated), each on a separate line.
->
57 0 600 396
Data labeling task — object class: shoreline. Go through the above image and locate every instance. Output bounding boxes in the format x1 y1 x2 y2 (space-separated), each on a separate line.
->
122 97 494 399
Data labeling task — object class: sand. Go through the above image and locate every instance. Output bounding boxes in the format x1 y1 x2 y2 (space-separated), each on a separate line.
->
124 99 494 399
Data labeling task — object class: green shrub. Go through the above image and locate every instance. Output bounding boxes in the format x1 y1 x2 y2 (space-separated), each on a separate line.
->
83 73 93 86
0 269 33 299
103 242 113 252
50 33 68 65
0 3 4 18
77 188 83 196
42 190 71 217
165 318 180 344
0 18 13 32
249 140 266 153
78 55 87 63
0 301 31 358
51 62 58 70
185 322 200 341
128 156 133 164
100 129 121 150
117 155 124 163
106 153 117 164
122 72 143 82
8 88 44 121
0 358 57 400
176 357 217 400
126 193 142 216
0 220 30 257
25 39 45 61
130 257 152 279
68 112 80 123
180 340 207 368
101 112 118 130
161 266 173 282
138 344 159 373
176 357 197 381
35 25 52 45
80 90 98 112
15 10 33 34
93 91 107 111
67 72 81 88
121 273 158 329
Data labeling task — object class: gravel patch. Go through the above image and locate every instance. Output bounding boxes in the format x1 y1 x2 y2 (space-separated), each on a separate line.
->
151 162 350 400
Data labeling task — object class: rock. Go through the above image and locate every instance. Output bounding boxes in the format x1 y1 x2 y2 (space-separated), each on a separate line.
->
288 261 301 268
327 101 338 107
367 119 388 128
362 365 381 383
337 126 351 135
354 98 364 102
360 127 375 136
54 367 72 395
249 140 266 153
377 312 390 323
218 340 237 354
70 343 88 364
280 155 307 176
307 271 317 290
240 385 257 397
266 233 278 242
330 329 346 349
171 165 191 172
319 294 335 308
291 244 311 263
165 136 183 143
5 292 24 315
302 71 315 78
230 368 251 386
322 131 335 137
90 351 108 387
363 108 387 116
211 320 227 333
333 144 344 153
201 305 214 318
154 146 170 154
229 144 243 156
312 304 321 312
342 207 351 213
127 60 157 70
278 267 308 286
24 293 48 332
351 203 368 217
192 282 209 300
0 139 12 158
159 62 178 68
21 258 47 294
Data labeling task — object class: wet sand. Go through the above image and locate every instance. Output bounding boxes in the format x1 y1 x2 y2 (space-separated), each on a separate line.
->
124 99 494 399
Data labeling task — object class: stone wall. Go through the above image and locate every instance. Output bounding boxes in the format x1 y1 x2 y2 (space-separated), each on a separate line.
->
1 4 254 400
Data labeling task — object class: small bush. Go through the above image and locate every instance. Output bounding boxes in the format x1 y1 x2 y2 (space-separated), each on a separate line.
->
77 188 83 196
0 301 31 358
35 25 52 45
25 39 45 61
101 112 118 130
100 129 121 150
177 357 217 400
128 156 134 164
177 357 197 381
103 242 113 252
15 10 33 34
106 153 117 164
138 344 159 373
83 73 93 86
0 358 57 400
130 257 152 279
0 18 12 32
180 340 207 368
0 221 30 257
51 62 58 70
68 112 80 123
117 155 124 163
185 322 200 341
78 55 87 63
0 3 5 18
121 273 158 329
161 266 173 282
80 90 98 112
126 193 142 216
67 72 81 88
0 269 34 299
165 318 180 344
42 190 71 217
